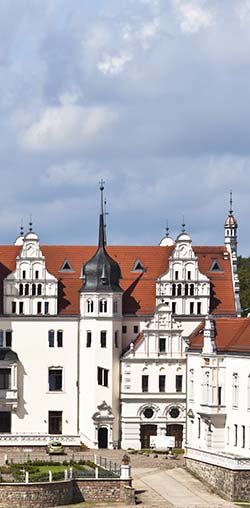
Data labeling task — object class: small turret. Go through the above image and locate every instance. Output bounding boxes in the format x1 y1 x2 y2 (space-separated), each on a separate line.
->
224 191 238 256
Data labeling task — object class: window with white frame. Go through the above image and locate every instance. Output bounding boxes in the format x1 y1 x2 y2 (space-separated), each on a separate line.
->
99 299 107 313
234 424 238 446
227 426 230 445
232 373 239 407
87 299 94 313
48 368 63 391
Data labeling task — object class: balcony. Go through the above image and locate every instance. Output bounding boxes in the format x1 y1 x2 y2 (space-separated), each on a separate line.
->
0 388 18 409
199 403 226 416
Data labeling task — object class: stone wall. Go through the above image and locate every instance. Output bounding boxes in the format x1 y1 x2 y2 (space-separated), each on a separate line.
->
186 457 250 502
0 478 135 508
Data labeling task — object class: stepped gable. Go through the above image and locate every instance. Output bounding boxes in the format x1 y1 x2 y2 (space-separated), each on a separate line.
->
189 318 250 353
0 244 235 316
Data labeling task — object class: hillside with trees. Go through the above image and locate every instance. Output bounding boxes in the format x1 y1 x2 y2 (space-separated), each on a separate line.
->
237 257 250 315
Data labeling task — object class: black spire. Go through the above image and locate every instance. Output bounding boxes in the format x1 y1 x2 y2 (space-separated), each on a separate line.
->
229 190 233 216
81 182 122 293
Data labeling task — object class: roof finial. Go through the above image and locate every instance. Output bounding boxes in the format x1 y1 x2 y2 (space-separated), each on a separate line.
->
182 215 186 233
20 218 24 237
98 180 105 248
29 214 33 232
229 190 233 216
165 220 169 237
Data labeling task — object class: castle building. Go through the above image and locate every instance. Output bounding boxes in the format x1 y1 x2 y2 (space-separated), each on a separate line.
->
0 187 242 453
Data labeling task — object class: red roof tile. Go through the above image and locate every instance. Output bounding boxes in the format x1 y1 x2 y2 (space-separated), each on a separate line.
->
189 318 250 353
0 244 236 317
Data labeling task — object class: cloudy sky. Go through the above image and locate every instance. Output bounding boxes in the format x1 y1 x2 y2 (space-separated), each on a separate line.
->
0 0 250 254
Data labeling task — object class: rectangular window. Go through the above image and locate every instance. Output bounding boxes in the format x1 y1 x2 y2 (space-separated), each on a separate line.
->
159 337 166 352
197 302 201 314
12 302 16 314
19 302 24 314
57 330 63 347
5 331 12 348
115 331 119 348
22 271 26 279
172 302 176 314
86 331 92 348
0 369 11 389
122 326 127 334
190 302 194 314
218 386 222 406
176 375 183 392
37 302 42 314
242 425 245 448
97 367 108 387
142 375 149 393
227 426 230 445
49 411 62 435
0 412 11 433
198 417 201 439
44 302 49 314
48 330 54 347
134 325 139 334
187 271 191 280
100 331 107 348
35 270 39 279
175 271 179 280
159 375 166 392
48 369 62 391
0 331 3 347
234 424 238 446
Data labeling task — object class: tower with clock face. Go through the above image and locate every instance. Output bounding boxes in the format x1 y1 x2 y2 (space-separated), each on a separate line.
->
4 231 58 316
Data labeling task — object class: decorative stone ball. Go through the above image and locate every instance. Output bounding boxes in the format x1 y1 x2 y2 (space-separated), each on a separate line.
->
121 453 130 465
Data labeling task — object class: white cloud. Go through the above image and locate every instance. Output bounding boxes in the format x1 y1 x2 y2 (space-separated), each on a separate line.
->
174 1 213 34
98 52 132 75
43 160 111 187
236 0 250 22
20 102 118 152
122 16 161 49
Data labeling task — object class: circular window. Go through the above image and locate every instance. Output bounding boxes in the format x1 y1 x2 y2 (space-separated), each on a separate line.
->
143 408 154 419
169 407 180 419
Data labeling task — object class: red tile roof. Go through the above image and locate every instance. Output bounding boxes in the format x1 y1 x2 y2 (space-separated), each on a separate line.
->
0 244 236 317
189 318 250 353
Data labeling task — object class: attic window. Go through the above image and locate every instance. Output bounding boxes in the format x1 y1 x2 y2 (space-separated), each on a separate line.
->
59 259 74 272
132 259 145 272
209 259 223 272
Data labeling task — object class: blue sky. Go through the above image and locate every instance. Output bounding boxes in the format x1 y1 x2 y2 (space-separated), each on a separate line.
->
0 0 249 254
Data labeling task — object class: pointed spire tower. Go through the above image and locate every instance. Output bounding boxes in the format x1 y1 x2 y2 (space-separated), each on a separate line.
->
224 191 238 256
81 181 122 293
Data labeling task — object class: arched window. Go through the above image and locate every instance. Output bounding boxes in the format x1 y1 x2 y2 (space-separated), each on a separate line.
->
37 284 42 296
19 284 23 296
32 284 36 296
172 284 176 296
99 299 107 313
25 283 29 296
177 284 182 296
48 330 54 348
190 284 194 296
87 299 94 313
57 330 63 348
184 284 189 296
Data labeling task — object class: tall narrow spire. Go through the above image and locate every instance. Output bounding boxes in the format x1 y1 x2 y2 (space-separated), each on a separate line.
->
104 197 109 246
182 216 186 233
98 179 105 248
229 190 233 216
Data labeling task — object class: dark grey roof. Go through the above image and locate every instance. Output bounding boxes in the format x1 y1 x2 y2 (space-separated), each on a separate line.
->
0 348 18 362
81 189 122 294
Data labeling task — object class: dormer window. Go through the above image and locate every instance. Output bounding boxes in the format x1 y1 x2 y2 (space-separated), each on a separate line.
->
209 259 223 272
59 259 74 272
132 259 145 272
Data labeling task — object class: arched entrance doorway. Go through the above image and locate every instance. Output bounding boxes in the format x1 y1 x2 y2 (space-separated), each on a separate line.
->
166 424 183 448
98 427 108 448
140 424 157 449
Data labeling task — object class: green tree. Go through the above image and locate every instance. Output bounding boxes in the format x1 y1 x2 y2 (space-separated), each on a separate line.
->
237 256 250 315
